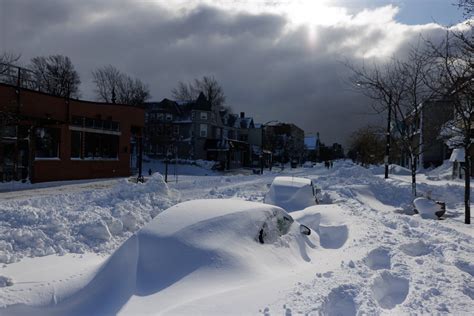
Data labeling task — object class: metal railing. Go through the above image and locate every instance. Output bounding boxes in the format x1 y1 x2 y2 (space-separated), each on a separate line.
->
0 63 41 91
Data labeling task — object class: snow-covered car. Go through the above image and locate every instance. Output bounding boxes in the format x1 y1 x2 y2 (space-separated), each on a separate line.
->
302 161 314 168
264 176 321 212
2 199 315 316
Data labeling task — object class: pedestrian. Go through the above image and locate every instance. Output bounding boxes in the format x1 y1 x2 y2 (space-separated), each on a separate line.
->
330 160 333 168
148 168 152 176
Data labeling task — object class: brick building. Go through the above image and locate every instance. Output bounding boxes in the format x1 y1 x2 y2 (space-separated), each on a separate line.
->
0 82 144 183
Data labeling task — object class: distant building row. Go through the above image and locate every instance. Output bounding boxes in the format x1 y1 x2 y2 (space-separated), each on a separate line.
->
143 93 306 169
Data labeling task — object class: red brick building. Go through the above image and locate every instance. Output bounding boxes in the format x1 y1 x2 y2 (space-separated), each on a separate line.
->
0 82 144 183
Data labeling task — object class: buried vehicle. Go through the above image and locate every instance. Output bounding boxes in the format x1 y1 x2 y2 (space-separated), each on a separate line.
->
2 199 315 316
264 176 321 212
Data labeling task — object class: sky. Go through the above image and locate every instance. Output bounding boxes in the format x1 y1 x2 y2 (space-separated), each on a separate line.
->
0 0 469 145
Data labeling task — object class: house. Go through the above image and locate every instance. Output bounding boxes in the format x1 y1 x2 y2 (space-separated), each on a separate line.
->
144 94 252 169
0 81 144 183
400 99 454 169
263 122 305 164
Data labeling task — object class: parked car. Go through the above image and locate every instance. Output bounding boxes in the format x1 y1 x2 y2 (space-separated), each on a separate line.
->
264 176 321 212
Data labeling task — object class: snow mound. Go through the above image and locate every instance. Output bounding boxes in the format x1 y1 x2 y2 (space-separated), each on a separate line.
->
413 197 445 219
370 164 412 176
3 199 319 315
0 275 13 287
426 160 453 180
293 205 349 249
0 173 177 263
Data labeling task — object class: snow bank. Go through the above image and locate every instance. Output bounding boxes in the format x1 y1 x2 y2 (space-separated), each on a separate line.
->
426 160 453 180
370 164 411 176
0 173 178 263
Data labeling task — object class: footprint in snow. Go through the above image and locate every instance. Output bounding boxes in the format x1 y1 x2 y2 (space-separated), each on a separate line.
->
320 285 357 316
399 241 432 257
454 260 474 277
364 247 391 270
371 271 409 309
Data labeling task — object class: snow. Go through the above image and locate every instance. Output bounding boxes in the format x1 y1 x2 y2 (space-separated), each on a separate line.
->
413 197 445 219
450 148 465 162
0 159 473 315
264 176 316 212
0 173 178 264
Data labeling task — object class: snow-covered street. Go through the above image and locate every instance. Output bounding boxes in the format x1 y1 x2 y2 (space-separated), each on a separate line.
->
0 160 473 315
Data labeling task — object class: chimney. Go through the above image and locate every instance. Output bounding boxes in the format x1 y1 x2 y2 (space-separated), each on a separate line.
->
240 112 245 118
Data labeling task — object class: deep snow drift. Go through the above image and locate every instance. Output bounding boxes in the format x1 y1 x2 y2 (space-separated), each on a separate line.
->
3 200 320 315
0 173 178 264
0 160 473 315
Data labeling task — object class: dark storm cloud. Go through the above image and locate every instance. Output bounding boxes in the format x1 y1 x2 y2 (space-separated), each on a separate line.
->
0 0 456 145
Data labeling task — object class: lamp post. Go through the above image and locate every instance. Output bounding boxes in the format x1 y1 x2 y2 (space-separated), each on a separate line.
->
261 120 280 174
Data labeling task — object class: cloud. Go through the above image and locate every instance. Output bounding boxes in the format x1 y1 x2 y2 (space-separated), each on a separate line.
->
0 0 463 145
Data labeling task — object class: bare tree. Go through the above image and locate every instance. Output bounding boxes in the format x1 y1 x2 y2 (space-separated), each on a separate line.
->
456 0 474 16
0 52 21 84
172 75 226 109
29 55 81 98
92 65 150 106
390 44 438 196
347 125 385 166
427 28 473 224
347 59 407 179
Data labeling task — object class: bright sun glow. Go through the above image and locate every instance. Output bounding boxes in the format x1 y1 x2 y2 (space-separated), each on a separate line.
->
282 0 349 26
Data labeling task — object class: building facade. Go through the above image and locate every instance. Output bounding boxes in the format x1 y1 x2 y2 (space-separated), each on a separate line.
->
0 82 144 183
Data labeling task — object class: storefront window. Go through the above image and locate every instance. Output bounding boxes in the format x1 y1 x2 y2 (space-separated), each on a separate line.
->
35 127 60 158
71 131 82 158
84 132 119 159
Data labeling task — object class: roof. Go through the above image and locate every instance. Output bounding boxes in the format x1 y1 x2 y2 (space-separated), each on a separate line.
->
449 148 465 162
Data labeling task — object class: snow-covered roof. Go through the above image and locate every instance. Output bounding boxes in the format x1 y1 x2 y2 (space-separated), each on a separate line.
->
271 176 312 188
449 148 465 162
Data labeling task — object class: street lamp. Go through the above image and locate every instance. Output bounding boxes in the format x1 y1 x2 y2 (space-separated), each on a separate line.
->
261 120 280 174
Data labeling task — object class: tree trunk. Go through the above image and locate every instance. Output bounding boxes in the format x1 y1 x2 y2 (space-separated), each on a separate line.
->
464 144 471 224
411 154 417 197
384 99 392 179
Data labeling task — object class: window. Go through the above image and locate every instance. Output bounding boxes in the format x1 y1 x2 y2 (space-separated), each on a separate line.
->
84 132 119 159
71 116 119 132
173 125 179 136
35 127 60 158
166 114 173 121
157 113 164 121
200 112 208 120
71 131 82 158
200 124 208 137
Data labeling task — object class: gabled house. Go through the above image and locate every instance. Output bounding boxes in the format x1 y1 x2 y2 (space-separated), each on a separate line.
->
144 93 253 169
